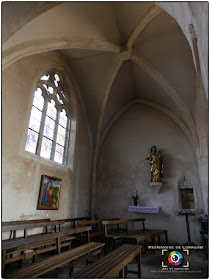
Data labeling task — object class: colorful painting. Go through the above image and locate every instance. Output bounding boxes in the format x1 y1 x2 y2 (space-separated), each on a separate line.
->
37 175 62 210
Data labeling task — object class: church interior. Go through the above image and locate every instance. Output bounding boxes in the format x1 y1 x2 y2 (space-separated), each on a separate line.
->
2 1 208 278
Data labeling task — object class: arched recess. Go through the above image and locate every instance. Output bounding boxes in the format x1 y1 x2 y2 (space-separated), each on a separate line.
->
95 101 204 244
89 98 201 217
98 99 198 162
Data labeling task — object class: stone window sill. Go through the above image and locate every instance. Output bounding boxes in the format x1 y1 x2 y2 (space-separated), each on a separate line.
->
20 150 72 173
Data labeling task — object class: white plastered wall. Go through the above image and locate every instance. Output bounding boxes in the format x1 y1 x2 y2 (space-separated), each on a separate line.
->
2 52 92 227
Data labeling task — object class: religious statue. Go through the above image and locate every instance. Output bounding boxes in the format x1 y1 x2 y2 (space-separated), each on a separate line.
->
146 146 163 182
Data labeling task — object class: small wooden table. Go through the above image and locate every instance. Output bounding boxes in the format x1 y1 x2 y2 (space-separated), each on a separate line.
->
73 244 142 278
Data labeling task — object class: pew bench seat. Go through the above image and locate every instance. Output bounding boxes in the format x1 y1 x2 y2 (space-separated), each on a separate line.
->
73 244 142 278
10 242 105 278
102 219 168 252
4 236 75 265
124 229 168 252
2 226 93 273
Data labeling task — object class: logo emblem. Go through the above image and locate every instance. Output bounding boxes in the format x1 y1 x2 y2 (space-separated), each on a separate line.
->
168 251 183 266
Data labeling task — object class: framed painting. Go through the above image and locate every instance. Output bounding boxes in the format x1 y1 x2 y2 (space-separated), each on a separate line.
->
37 175 62 210
180 188 195 210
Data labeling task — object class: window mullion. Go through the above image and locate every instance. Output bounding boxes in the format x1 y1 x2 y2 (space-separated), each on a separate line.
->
36 100 48 155
63 119 70 165
51 111 60 160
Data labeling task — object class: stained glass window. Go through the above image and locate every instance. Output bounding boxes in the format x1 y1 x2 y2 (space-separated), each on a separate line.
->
48 86 54 95
54 109 67 164
25 72 70 165
25 87 44 153
54 74 60 87
25 129 39 153
46 99 57 120
41 74 50 81
40 137 53 159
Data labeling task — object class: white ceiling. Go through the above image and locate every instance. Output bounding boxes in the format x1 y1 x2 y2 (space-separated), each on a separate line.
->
3 2 197 144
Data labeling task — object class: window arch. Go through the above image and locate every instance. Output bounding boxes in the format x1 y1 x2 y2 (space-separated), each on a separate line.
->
25 72 70 165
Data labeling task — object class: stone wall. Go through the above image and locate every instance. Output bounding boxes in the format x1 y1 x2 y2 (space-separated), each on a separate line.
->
96 103 204 244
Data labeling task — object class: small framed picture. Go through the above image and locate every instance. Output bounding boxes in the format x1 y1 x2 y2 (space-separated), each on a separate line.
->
37 175 62 210
180 188 195 210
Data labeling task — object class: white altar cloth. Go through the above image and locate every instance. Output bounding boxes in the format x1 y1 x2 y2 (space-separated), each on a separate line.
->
128 206 161 214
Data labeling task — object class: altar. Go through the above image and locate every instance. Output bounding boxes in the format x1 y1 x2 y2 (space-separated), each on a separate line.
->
128 206 161 214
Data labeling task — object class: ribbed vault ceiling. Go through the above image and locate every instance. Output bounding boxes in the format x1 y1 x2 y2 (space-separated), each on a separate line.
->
3 2 197 148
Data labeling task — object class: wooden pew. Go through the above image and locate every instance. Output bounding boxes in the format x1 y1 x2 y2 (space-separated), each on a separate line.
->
77 220 105 265
2 220 64 237
3 226 90 275
123 229 168 253
73 244 142 278
2 219 50 239
102 219 168 251
78 220 105 241
2 220 67 271
10 242 105 278
4 236 75 265
7 226 104 279
102 219 145 237
2 226 92 252
52 216 90 230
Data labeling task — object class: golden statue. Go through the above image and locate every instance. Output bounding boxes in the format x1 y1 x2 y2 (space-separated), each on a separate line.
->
146 146 163 182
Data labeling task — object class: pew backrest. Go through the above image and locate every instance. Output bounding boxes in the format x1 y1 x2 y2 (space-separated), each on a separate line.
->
78 220 102 233
2 220 65 240
102 219 145 236
2 220 64 232
2 219 50 227
2 226 92 251
52 217 90 228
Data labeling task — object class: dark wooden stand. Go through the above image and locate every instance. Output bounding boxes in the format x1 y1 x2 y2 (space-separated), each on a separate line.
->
178 209 196 245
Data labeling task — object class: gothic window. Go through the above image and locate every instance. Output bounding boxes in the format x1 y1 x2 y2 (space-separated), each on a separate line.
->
25 72 70 165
